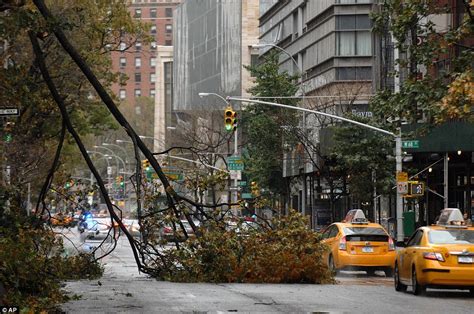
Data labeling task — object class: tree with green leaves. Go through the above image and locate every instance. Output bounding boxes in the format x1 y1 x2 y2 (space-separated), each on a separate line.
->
242 51 299 202
370 0 473 125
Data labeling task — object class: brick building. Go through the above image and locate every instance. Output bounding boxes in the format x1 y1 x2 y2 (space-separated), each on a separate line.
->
110 0 181 108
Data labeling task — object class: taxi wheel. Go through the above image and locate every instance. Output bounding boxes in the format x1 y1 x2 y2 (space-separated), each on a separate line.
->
412 267 425 295
394 264 407 292
469 289 474 297
366 269 376 276
328 255 338 275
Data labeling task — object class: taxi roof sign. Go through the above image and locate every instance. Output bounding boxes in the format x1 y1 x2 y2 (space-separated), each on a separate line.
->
437 208 466 227
343 209 368 224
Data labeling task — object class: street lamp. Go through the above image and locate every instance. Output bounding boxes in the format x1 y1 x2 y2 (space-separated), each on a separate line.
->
87 150 112 192
226 96 405 242
103 142 131 165
94 145 120 174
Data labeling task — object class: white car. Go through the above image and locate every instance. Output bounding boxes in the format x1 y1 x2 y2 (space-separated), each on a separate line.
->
79 218 117 242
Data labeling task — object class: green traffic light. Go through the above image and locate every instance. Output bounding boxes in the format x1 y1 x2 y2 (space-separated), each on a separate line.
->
225 124 232 131
120 181 125 187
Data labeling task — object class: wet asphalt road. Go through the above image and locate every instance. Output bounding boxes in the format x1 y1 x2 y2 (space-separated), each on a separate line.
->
59 229 474 313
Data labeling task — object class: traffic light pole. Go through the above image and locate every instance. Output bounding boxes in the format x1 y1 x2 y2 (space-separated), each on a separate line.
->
233 127 239 210
227 96 405 242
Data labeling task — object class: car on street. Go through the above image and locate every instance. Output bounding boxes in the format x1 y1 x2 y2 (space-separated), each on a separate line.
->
321 209 396 277
394 208 474 295
159 220 196 243
79 217 118 242
123 219 141 238
50 212 74 227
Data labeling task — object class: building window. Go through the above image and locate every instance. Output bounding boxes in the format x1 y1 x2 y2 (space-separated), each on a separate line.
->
336 31 371 56
134 9 141 18
336 67 372 81
165 24 172 33
150 25 157 34
150 41 157 50
150 89 156 98
135 89 141 98
119 89 126 100
150 57 156 67
119 42 126 51
135 41 142 51
165 8 173 17
135 57 141 68
150 8 157 18
150 73 156 83
119 57 126 67
336 15 371 30
165 40 172 46
135 72 141 83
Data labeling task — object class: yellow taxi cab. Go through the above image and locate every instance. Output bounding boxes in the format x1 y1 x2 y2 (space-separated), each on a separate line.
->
394 208 474 295
321 209 396 276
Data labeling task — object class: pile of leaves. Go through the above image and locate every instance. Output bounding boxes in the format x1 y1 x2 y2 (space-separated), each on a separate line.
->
0 211 103 312
152 210 334 284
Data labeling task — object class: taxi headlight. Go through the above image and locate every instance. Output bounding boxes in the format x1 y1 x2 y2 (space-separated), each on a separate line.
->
423 252 445 262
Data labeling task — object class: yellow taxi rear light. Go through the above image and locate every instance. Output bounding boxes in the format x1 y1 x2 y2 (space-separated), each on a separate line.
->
423 252 445 262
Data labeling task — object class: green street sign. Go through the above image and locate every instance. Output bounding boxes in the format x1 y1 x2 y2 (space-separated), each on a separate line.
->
228 156 244 171
241 193 253 199
238 181 247 186
402 140 420 149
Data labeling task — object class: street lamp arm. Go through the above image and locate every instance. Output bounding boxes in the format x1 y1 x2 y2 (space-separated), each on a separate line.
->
252 43 300 74
167 155 229 173
227 96 396 137
198 92 229 105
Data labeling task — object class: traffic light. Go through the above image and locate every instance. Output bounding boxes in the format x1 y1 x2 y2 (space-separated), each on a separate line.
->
116 175 125 190
142 159 151 172
64 179 75 189
250 181 260 197
3 122 14 143
224 106 237 132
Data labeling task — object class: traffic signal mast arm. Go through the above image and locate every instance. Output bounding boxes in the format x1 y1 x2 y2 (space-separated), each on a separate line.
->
226 96 405 242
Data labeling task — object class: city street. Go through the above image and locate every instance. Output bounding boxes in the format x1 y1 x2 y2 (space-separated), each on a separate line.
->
59 230 474 313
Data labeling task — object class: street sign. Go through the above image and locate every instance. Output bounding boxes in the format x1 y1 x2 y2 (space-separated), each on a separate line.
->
238 181 247 186
241 193 253 199
396 171 408 182
402 140 419 149
107 166 112 175
397 182 408 194
228 156 244 171
230 170 242 180
0 108 19 117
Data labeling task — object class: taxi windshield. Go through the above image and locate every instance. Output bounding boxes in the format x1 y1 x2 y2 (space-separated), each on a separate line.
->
428 229 474 244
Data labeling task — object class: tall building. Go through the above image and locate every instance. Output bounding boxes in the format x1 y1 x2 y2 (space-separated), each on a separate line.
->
110 0 181 109
258 0 379 223
173 0 260 111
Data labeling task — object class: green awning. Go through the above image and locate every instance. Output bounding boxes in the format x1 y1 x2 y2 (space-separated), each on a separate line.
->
402 121 474 153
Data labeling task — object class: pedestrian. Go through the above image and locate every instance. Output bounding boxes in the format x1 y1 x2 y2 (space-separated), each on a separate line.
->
463 213 472 226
